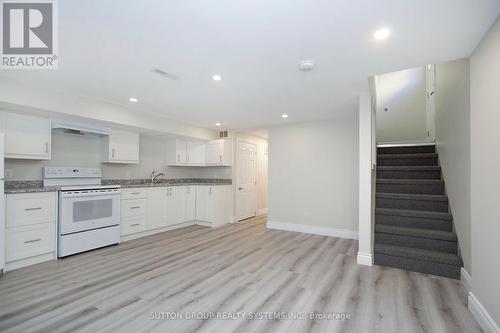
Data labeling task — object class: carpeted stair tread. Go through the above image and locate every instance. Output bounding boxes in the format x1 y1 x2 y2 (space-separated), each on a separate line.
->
375 207 452 220
376 192 448 202
377 165 441 171
377 144 436 155
377 179 444 185
374 244 462 266
375 224 457 241
377 153 438 159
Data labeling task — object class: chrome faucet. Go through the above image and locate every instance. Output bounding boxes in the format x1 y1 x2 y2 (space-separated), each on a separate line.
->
150 171 165 184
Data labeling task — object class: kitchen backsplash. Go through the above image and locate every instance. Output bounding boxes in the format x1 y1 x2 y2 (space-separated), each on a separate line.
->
4 131 232 181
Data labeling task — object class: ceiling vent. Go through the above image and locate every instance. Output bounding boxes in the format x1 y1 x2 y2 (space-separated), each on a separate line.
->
152 68 179 80
219 131 228 138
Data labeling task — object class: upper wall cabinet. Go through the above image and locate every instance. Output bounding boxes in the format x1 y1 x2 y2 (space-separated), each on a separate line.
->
101 129 139 164
166 139 206 166
0 111 51 160
206 139 232 166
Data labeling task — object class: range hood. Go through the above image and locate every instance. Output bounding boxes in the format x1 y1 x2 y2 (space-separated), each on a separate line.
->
52 119 110 136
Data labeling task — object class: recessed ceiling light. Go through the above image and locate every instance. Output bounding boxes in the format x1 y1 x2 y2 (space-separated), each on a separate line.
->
215 122 221 126
374 27 390 40
282 114 288 119
212 74 222 81
298 60 315 72
129 97 138 103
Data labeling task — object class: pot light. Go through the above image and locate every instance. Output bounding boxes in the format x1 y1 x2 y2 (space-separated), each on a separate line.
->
212 74 222 81
374 27 390 40
129 97 138 103
215 122 221 126
282 114 288 119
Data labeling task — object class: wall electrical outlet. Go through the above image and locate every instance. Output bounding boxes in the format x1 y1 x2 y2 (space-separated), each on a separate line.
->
5 169 13 179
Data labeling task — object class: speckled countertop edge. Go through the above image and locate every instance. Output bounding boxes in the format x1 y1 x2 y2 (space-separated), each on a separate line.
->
5 179 232 194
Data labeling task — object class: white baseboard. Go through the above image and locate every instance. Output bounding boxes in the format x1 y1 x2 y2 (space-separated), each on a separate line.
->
468 292 500 333
121 221 196 242
267 221 358 240
257 208 268 216
6 252 56 272
461 267 472 293
357 251 373 266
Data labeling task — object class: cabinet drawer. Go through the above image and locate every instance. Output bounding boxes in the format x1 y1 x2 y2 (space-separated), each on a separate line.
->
121 216 146 236
121 199 147 218
7 192 57 227
6 223 56 262
121 188 148 200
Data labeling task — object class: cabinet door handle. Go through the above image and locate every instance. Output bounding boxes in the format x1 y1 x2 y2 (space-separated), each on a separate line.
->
130 223 140 227
45 142 49 153
209 187 212 195
187 187 190 194
130 206 140 209
24 238 41 244
219 155 222 163
112 148 115 158
187 155 190 163
25 207 42 211
177 154 180 162
130 192 141 195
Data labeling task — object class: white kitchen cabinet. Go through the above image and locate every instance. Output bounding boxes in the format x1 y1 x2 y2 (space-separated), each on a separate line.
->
5 192 57 271
0 111 51 160
195 185 232 227
6 192 56 228
187 141 206 165
185 186 196 221
166 139 206 166
101 129 139 164
121 199 147 219
195 186 211 222
121 188 148 237
165 187 186 225
147 187 169 230
120 188 147 200
166 139 187 165
121 216 146 236
206 139 232 166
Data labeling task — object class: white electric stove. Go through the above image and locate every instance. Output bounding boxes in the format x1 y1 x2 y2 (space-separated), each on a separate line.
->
43 167 121 257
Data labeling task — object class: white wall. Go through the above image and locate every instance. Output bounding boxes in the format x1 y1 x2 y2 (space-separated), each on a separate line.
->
358 92 375 265
376 67 427 143
5 131 231 180
434 58 471 273
470 16 500 330
268 115 358 234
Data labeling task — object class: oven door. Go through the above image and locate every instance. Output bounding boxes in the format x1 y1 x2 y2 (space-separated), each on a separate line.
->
59 189 121 235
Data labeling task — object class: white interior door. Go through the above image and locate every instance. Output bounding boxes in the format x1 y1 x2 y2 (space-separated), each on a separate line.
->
236 140 257 221
426 64 436 142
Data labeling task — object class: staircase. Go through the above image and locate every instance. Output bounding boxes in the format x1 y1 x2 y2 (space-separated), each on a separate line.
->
374 144 463 279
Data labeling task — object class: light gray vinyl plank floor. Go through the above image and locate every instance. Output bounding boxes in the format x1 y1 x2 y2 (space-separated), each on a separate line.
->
0 216 482 333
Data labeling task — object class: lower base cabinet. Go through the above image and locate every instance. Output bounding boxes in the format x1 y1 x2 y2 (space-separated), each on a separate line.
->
196 185 232 227
146 187 169 230
122 185 232 239
5 192 57 271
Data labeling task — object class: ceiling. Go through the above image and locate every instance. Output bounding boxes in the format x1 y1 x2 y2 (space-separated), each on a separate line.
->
1 0 499 130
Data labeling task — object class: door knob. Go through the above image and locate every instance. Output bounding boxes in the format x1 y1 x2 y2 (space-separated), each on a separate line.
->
238 187 244 190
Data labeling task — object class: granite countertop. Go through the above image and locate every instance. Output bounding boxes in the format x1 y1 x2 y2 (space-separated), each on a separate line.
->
103 179 232 189
4 179 232 194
